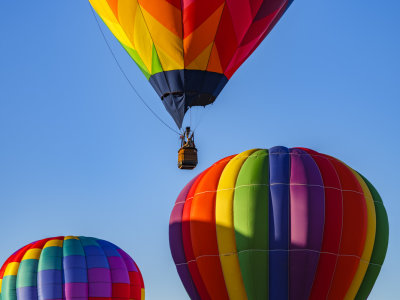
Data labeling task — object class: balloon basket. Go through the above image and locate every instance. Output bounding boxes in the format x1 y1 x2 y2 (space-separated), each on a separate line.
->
178 147 198 170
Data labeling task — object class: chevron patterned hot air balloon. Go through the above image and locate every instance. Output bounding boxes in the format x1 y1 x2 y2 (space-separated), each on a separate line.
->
0 236 145 300
169 147 389 300
89 0 294 128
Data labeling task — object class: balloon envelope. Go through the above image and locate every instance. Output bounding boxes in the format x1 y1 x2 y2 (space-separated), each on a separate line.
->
89 0 294 128
169 147 389 300
0 236 145 300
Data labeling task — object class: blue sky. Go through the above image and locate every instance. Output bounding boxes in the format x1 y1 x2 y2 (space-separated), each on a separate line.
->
0 1 399 299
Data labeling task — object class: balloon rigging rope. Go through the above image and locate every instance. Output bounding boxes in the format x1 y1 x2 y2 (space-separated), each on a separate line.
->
89 5 181 136
193 107 209 132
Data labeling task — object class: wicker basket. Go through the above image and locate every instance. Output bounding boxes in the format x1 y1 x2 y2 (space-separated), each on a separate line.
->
178 147 198 169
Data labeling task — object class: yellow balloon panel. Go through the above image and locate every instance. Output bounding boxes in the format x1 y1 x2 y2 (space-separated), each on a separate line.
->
344 170 377 300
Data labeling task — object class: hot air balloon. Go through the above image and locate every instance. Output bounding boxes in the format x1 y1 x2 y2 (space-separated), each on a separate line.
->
88 0 294 169
169 147 389 300
0 236 145 300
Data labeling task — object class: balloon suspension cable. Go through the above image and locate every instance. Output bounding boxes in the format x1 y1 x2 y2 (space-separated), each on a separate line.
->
189 107 192 128
192 106 210 133
89 5 180 136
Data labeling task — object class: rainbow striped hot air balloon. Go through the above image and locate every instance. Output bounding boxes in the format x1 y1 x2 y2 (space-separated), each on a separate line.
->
0 236 145 300
89 0 294 128
169 147 389 300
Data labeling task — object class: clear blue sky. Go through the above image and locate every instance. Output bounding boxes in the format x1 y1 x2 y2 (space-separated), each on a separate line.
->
0 1 399 299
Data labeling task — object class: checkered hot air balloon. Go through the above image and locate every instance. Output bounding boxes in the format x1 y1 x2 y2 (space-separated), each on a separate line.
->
169 147 389 300
89 0 294 128
0 236 145 300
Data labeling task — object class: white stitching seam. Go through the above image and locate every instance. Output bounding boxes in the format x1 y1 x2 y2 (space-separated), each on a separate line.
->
175 249 383 267
173 183 377 207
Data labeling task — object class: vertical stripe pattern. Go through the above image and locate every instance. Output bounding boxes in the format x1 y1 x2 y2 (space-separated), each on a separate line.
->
0 237 144 300
169 146 389 300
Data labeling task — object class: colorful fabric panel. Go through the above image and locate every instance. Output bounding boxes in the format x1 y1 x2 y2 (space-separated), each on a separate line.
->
88 0 294 127
169 147 389 300
0 237 144 300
